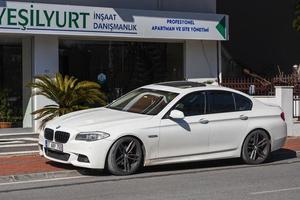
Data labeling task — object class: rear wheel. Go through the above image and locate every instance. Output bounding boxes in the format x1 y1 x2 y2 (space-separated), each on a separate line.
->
107 137 143 175
242 130 271 164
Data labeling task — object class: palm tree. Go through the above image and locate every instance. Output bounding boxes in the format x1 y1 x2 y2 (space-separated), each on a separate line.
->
29 73 107 129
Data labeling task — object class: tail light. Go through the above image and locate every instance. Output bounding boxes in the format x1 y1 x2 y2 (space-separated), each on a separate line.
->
280 112 285 121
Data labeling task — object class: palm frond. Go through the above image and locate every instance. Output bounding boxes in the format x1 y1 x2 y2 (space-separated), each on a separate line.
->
293 1 300 32
29 72 107 129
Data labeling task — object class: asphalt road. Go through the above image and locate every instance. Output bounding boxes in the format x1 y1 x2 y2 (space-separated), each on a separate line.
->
0 158 299 200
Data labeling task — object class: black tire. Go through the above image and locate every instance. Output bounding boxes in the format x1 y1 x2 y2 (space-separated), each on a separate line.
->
107 136 143 175
242 130 271 164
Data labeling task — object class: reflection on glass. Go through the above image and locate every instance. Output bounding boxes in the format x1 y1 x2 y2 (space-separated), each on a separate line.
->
107 88 178 115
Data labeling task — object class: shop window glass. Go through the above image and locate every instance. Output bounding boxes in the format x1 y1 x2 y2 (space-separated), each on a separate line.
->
0 39 23 128
59 40 183 102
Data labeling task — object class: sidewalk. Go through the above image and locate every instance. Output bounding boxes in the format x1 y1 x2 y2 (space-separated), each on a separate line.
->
283 136 300 151
0 137 299 177
0 154 78 176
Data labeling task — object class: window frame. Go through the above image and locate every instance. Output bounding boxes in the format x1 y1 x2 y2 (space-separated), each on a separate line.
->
162 89 253 119
206 90 253 114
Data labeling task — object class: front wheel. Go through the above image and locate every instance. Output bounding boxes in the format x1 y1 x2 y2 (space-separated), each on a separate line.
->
107 137 143 175
241 130 271 164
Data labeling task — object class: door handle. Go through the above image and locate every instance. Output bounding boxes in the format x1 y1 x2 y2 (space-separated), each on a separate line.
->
199 119 209 124
240 115 248 120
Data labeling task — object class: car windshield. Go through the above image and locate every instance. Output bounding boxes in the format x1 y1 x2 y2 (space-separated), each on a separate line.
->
107 88 178 115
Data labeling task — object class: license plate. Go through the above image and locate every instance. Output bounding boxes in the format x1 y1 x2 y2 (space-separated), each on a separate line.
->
45 140 63 152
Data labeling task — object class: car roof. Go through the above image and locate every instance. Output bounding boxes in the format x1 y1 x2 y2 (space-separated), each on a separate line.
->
156 81 206 88
142 81 251 97
142 81 215 93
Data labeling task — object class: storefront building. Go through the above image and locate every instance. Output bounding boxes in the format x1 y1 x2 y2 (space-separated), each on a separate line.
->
0 0 228 132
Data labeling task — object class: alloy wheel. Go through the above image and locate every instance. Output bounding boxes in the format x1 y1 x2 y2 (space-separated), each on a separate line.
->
107 137 143 175
242 130 270 164
115 140 141 172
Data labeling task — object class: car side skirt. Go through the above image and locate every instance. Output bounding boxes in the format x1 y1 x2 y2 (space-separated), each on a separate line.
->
144 148 240 166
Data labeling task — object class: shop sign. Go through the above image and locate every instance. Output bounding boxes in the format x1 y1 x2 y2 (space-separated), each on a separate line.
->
0 1 228 40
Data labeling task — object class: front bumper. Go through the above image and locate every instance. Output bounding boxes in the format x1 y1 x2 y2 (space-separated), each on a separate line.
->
40 137 113 169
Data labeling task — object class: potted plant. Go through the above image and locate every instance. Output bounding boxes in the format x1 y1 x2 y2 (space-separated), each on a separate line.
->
28 73 107 129
0 90 13 128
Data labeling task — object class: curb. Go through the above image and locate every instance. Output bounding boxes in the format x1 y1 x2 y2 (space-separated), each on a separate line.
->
0 151 299 184
0 170 82 184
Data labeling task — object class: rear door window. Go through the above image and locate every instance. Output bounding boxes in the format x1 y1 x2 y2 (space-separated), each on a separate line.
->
207 91 235 114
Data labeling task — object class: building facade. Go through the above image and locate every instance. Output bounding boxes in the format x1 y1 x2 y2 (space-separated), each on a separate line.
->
0 0 228 132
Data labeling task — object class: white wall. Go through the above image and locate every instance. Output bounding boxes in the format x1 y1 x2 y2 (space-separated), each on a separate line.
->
32 36 59 131
185 40 218 82
275 86 294 136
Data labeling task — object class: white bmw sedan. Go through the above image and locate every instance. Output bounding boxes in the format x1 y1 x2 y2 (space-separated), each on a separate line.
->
39 81 287 175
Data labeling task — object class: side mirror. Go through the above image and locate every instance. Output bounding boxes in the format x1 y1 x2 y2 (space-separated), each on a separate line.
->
169 110 184 119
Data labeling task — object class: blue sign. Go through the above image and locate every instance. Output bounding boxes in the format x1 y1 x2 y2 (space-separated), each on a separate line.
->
97 73 107 84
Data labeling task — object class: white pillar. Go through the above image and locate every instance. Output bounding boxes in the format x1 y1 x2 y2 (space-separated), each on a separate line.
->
22 37 33 128
32 36 59 132
185 40 218 83
275 86 293 135
33 36 59 76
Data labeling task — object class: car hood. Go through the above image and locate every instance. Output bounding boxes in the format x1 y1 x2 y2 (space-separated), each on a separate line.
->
47 107 153 131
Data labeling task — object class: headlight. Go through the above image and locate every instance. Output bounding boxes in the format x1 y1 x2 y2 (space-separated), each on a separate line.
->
75 131 110 142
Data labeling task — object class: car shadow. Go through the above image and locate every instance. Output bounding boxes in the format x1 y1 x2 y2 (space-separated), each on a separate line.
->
46 161 110 176
45 161 79 170
141 158 244 174
46 148 297 176
140 148 297 174
266 148 297 162
171 118 191 131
